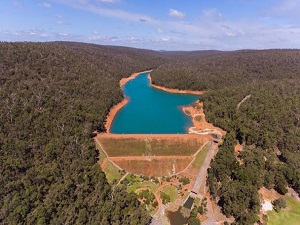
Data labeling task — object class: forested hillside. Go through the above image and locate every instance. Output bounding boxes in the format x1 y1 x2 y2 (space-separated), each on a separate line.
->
152 49 300 224
0 42 167 224
1 42 299 225
153 50 300 91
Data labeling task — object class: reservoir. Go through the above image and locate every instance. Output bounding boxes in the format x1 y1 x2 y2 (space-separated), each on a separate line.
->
110 72 199 134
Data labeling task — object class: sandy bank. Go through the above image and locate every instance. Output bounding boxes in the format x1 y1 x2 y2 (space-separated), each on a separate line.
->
97 133 212 140
182 101 226 136
148 74 204 95
120 70 152 87
105 98 128 133
147 75 226 137
105 70 152 133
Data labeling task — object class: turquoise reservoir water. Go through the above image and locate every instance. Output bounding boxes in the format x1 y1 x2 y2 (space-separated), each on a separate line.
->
110 72 199 134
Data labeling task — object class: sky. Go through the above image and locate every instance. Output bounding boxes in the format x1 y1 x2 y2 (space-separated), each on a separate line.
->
1 0 300 50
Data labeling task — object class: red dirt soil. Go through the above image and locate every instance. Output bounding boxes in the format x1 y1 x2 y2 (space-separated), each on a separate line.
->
234 143 243 154
182 101 226 135
101 158 109 170
148 75 204 95
105 98 128 133
105 70 152 133
258 187 281 201
119 70 152 87
111 157 193 177
97 133 212 140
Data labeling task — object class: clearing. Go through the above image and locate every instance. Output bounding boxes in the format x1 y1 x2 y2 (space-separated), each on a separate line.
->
98 134 208 157
96 134 210 177
110 156 193 177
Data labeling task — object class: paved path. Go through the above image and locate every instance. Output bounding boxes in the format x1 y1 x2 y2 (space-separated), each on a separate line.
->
191 141 217 194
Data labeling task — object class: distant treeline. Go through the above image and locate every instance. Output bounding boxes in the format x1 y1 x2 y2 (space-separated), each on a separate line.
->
151 49 300 224
152 50 300 90
0 42 167 224
1 42 300 225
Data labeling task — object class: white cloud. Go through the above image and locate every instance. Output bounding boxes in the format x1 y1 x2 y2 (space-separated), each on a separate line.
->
40 2 52 8
53 0 154 22
271 0 300 14
162 37 172 42
7 0 298 50
267 0 300 21
169 8 185 19
157 28 164 33
201 8 223 21
54 15 69 25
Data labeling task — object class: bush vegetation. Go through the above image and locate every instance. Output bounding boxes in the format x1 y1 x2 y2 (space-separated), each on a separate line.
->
0 42 166 224
1 42 299 224
151 49 300 224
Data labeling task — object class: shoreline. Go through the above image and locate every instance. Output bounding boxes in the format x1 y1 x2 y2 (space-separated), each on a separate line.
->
105 98 128 133
119 70 153 88
148 74 204 95
105 70 205 133
98 133 211 139
105 70 152 133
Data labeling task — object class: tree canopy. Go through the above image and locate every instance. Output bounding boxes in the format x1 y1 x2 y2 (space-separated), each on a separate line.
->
151 49 300 224
0 42 166 224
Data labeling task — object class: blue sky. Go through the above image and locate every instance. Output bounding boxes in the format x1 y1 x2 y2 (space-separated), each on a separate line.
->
1 0 300 50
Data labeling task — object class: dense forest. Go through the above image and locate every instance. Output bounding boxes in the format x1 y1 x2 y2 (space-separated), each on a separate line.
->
151 50 300 224
0 42 168 224
152 50 300 91
1 42 299 225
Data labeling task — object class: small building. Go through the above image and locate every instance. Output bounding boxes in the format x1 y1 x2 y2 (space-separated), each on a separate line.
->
183 196 194 210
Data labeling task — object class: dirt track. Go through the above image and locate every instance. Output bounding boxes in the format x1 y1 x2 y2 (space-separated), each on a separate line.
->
97 133 212 141
110 155 193 161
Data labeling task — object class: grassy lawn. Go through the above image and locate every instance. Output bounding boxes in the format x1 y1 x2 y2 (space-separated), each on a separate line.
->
126 173 142 183
194 197 201 206
161 186 178 202
103 161 122 184
192 143 210 170
96 142 107 167
127 181 159 193
99 137 202 156
268 196 300 225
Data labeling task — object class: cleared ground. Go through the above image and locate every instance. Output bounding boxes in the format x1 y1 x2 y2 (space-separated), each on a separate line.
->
181 142 211 180
111 156 193 177
97 134 209 157
96 133 210 177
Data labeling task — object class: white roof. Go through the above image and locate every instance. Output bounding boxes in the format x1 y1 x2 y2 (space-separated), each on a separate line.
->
262 200 273 211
